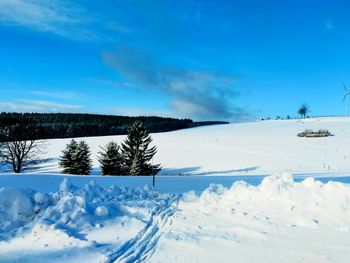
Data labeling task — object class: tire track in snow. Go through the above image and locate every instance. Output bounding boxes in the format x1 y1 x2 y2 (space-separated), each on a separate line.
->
105 196 180 263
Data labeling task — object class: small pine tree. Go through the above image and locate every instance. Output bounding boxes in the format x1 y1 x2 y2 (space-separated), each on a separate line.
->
59 139 92 175
76 141 92 175
98 141 124 175
59 139 78 174
121 121 161 175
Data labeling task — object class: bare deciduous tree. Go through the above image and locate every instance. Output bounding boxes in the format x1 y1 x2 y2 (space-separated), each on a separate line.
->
0 124 45 173
298 103 310 119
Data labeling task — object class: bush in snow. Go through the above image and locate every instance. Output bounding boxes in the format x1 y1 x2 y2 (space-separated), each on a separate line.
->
121 121 161 176
297 129 333 138
59 139 92 175
98 141 124 175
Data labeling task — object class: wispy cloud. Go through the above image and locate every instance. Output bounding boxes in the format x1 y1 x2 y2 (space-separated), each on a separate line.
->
0 99 83 112
102 45 248 121
104 22 131 33
90 79 140 89
325 19 335 30
0 0 99 40
28 90 81 100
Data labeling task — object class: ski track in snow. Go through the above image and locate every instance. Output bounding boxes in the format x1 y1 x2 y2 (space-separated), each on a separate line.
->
105 196 180 263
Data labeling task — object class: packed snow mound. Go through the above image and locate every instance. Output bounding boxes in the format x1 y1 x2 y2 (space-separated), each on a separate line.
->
0 188 34 237
0 178 179 262
0 178 176 239
152 174 350 263
1 175 350 240
181 173 350 229
1 175 350 262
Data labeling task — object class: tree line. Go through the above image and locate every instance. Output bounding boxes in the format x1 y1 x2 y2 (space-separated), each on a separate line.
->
0 113 226 141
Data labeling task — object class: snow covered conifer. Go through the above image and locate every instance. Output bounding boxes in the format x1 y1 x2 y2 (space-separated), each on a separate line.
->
59 139 92 175
121 121 161 175
98 141 124 175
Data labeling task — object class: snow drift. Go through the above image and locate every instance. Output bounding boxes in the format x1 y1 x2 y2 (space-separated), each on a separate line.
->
1 174 350 262
181 173 350 229
0 179 179 262
152 174 350 262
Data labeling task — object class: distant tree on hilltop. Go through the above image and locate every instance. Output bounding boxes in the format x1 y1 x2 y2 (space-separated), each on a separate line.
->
298 103 310 119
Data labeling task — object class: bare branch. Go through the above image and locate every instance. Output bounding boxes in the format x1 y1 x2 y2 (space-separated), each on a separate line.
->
0 124 46 173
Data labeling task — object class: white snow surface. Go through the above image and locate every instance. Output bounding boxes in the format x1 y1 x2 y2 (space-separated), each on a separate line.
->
0 178 179 262
2 117 349 176
0 174 350 262
153 174 350 263
1 117 350 262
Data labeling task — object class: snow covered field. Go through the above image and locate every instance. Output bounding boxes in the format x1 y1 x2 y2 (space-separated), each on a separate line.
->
2 117 350 176
1 117 350 262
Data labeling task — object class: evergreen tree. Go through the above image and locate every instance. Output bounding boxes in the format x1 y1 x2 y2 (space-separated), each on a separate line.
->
129 151 143 175
76 141 92 175
98 141 124 175
59 139 78 174
121 121 161 175
59 139 92 175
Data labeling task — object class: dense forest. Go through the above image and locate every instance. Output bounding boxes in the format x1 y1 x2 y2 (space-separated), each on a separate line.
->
0 113 228 141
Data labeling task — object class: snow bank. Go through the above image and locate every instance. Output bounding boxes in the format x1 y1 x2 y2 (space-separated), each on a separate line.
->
0 188 34 237
1 175 350 262
152 174 350 263
0 179 177 262
182 173 350 229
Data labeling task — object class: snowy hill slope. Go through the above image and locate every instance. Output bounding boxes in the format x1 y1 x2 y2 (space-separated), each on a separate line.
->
1 117 350 262
6 117 350 176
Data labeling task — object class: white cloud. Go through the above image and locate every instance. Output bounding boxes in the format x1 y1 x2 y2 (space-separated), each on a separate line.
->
0 0 98 40
0 99 83 112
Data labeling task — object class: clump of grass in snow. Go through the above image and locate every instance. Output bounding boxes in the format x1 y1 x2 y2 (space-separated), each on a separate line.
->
297 129 333 138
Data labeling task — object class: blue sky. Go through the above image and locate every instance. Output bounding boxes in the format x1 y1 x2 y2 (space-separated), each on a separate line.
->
0 0 350 121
